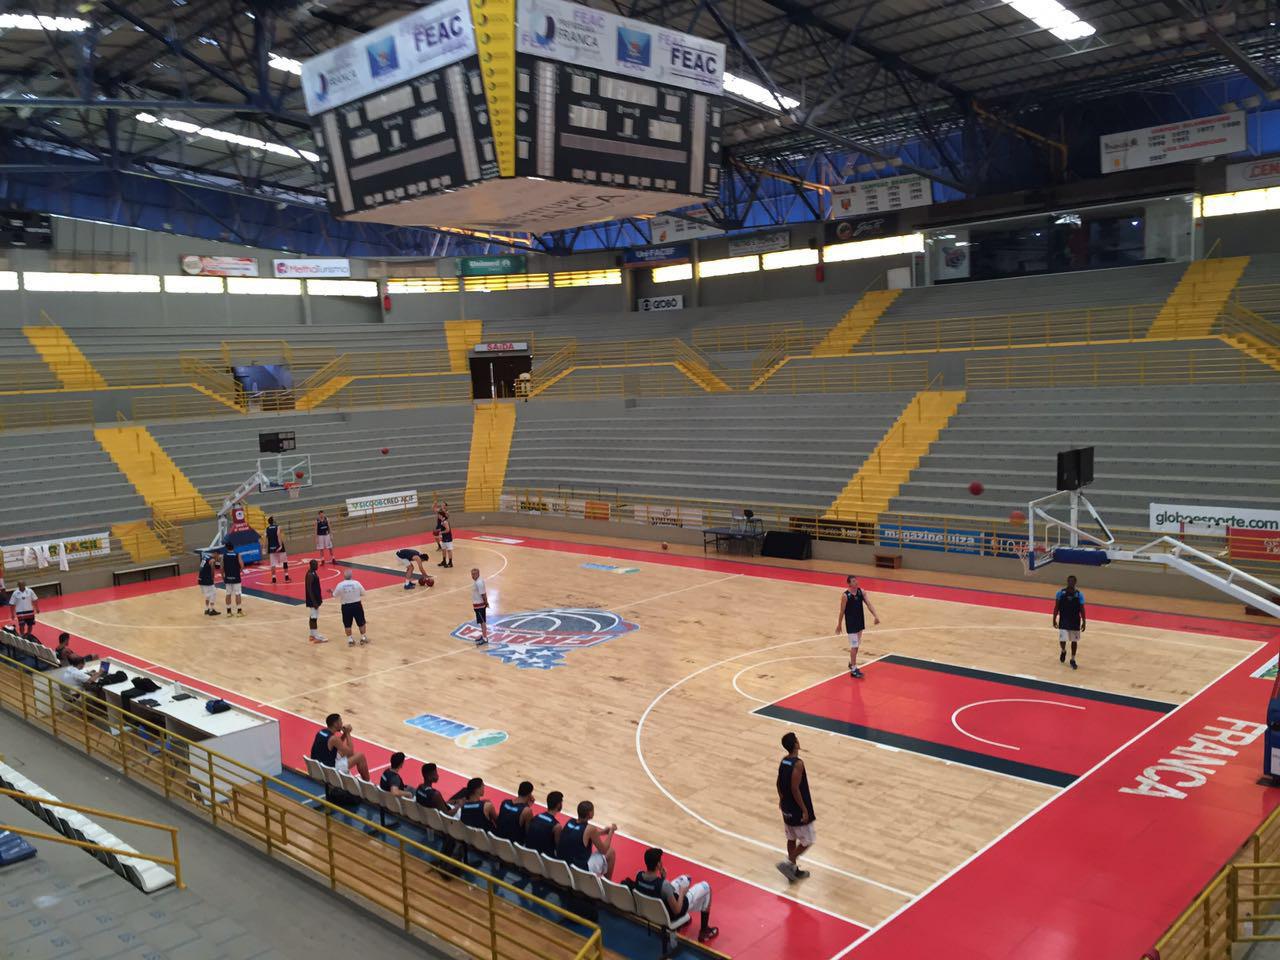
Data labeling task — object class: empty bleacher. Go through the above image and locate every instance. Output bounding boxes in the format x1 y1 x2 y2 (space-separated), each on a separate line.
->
147 407 474 512
503 392 917 509
888 382 1280 529
0 429 148 541
0 327 62 391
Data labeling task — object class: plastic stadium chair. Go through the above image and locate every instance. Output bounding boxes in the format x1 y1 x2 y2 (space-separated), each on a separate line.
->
601 877 637 914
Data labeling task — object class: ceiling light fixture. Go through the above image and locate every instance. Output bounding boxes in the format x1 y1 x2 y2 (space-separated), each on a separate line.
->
723 71 799 111
268 52 302 75
136 112 319 163
1004 0 1095 42
0 13 90 31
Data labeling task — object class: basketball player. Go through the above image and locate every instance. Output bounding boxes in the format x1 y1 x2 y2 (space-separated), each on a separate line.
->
470 568 489 645
264 516 290 584
433 499 448 554
396 547 431 589
221 548 244 617
304 558 326 644
314 712 371 781
496 781 536 844
1053 574 1086 670
458 778 499 831
315 510 335 565
776 732 814 882
836 574 880 678
439 515 455 568
9 580 37 638
197 552 219 616
332 569 368 646
633 847 718 951
414 763 455 816
556 800 617 879
525 791 565 857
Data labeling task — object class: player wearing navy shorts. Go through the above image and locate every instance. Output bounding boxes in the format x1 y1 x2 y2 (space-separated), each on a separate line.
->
221 548 244 617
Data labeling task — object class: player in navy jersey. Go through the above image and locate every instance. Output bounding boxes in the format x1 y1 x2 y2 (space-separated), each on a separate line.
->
836 574 880 678
1053 574 1087 670
197 552 219 616
395 547 432 589
264 516 290 584
496 781 536 843
525 791 564 857
555 800 616 878
315 510 335 565
221 547 244 617
458 778 498 833
632 847 718 951
776 731 814 882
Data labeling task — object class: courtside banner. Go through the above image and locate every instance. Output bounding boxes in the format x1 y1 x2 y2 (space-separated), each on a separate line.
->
878 522 983 554
3 531 110 569
1149 502 1280 537
632 504 702 527
1228 527 1280 562
346 489 418 518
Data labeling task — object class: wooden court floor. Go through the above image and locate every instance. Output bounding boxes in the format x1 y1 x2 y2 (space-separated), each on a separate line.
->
39 529 1263 935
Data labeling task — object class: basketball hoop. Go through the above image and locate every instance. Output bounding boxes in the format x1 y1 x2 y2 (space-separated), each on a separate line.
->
283 481 301 500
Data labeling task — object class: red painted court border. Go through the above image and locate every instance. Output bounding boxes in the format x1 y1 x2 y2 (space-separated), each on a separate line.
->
18 527 1280 960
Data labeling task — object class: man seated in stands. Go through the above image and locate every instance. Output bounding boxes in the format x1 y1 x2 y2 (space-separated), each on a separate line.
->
496 780 536 844
458 778 498 831
555 800 617 878
310 712 372 780
524 790 564 856
52 655 108 697
414 763 454 815
379 752 411 799
632 847 719 952
54 632 96 667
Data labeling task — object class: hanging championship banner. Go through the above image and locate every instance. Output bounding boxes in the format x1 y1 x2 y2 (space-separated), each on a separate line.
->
1100 112 1245 173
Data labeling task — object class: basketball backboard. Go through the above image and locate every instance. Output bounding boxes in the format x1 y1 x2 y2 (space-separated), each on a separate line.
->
257 453 313 492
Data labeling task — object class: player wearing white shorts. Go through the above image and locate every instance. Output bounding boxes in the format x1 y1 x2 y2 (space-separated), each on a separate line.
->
197 552 220 616
315 511 335 565
836 574 880 679
556 801 617 879
1053 574 1086 670
777 732 814 882
633 847 719 949
264 516 290 584
310 713 371 781
221 548 244 617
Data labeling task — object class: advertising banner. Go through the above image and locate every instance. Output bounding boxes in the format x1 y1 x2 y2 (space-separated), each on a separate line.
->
274 258 352 278
727 230 790 256
515 0 724 95
823 212 901 245
1100 112 1245 173
623 244 690 267
829 174 931 217
632 504 702 527
461 255 527 276
878 522 984 554
1228 527 1280 562
2 531 110 570
636 295 684 312
346 489 419 518
1149 502 1280 538
649 213 720 242
301 0 476 115
181 255 258 277
1226 157 1280 191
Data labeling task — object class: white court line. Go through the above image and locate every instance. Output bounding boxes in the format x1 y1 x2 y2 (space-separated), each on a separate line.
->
617 573 742 609
730 655 850 704
949 699 1085 752
635 632 917 901
832 639 1267 958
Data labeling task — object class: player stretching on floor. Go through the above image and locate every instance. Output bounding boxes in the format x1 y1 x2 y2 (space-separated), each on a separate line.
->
396 547 432 589
1053 574 1086 670
836 574 880 678
265 516 290 584
315 510 335 565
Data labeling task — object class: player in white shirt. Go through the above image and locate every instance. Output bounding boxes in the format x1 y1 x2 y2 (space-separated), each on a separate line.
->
470 568 489 645
9 580 38 638
331 569 368 647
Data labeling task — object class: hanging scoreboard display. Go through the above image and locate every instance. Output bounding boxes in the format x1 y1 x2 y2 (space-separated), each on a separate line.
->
301 0 724 232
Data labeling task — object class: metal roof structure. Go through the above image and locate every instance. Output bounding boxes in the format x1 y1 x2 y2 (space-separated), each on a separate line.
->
0 0 1275 253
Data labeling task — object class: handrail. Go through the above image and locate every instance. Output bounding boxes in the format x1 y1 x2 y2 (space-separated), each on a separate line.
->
0 786 183 888
965 346 1274 387
0 653 603 960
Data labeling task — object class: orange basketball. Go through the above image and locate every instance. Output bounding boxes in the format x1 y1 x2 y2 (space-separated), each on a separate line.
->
418 576 429 586
1009 510 1027 524
294 470 305 479
381 447 390 455
968 481 984 496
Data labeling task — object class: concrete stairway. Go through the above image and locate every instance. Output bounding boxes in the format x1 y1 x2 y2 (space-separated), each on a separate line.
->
1148 257 1249 339
811 289 902 357
94 425 214 522
22 324 108 391
464 402 517 511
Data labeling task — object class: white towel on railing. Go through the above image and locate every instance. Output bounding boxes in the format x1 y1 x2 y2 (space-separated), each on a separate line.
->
56 543 69 573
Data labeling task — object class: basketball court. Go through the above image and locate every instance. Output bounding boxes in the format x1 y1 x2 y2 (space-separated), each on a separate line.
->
31 527 1280 959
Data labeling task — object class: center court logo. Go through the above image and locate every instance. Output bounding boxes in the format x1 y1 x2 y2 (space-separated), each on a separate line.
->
452 608 638 670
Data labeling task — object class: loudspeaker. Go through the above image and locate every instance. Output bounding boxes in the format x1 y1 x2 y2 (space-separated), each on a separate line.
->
1056 447 1094 491
762 531 812 560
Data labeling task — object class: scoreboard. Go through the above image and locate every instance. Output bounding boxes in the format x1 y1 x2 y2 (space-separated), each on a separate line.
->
302 0 724 232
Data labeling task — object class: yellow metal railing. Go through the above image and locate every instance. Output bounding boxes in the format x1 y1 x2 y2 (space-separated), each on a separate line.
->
0 398 95 430
0 653 604 960
0 786 183 888
130 392 243 422
316 377 473 411
754 358 931 394
692 319 813 353
1153 802 1280 959
965 346 1273 387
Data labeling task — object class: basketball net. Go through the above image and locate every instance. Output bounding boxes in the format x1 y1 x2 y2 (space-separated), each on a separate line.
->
284 482 300 500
